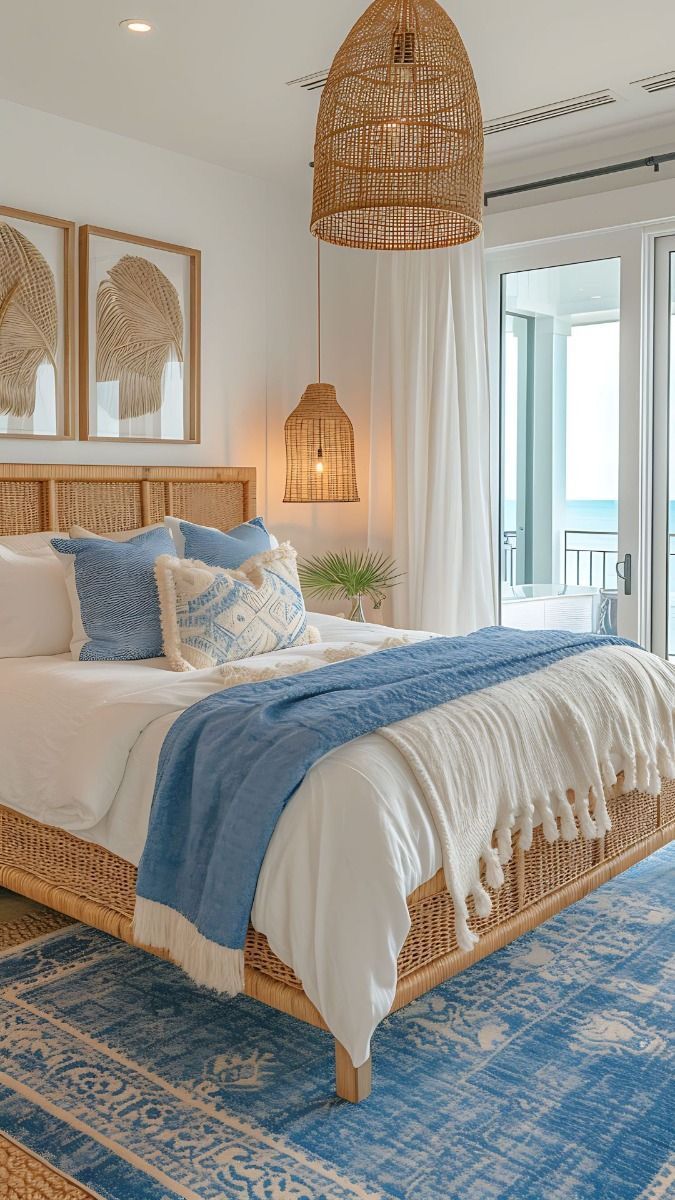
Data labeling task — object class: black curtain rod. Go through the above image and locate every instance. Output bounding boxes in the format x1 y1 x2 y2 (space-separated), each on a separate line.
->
484 150 675 206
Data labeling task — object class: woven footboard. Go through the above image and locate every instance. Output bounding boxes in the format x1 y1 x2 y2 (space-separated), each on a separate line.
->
1 781 674 1029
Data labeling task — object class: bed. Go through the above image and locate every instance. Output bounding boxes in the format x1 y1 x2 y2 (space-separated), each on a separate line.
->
0 462 673 1104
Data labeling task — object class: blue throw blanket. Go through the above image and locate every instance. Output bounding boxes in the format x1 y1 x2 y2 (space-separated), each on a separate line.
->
135 626 631 982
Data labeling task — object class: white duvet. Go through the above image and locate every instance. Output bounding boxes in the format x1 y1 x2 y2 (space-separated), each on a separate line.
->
4 615 673 1069
0 614 440 1065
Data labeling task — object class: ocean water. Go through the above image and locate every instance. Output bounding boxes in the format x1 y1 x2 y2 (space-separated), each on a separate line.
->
505 498 675 534
503 499 618 534
565 499 618 534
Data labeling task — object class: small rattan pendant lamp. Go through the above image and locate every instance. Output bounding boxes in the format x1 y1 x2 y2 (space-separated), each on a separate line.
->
311 0 483 251
284 243 359 503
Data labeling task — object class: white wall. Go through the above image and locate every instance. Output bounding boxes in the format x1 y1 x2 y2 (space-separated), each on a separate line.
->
263 170 675 559
0 97 270 507
484 172 675 249
269 167 675 610
266 167 675 623
263 168 675 589
0 98 381 551
7 93 675 590
265 180 376 562
266 164 675 621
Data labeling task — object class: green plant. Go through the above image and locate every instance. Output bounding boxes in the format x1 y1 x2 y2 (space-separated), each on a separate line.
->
298 549 403 610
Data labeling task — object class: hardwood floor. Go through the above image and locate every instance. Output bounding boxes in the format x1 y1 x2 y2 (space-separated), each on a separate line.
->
0 888 72 950
0 886 44 922
0 1134 92 1200
0 886 73 952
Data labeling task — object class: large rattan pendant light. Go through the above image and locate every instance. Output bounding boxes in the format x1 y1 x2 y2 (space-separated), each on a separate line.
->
284 243 359 503
311 0 483 251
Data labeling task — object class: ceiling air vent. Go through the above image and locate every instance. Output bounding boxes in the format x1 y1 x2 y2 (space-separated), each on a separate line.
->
631 70 675 94
286 69 329 93
485 90 617 136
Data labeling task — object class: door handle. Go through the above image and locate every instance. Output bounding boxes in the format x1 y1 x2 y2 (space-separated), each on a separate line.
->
616 553 632 597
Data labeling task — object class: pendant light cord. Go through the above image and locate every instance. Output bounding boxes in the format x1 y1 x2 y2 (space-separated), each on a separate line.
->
317 239 323 460
317 238 321 383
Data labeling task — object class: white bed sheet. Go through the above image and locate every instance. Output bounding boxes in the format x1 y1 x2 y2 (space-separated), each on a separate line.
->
0 614 441 1065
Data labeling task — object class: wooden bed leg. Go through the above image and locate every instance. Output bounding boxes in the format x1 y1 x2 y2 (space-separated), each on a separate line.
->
335 1041 372 1103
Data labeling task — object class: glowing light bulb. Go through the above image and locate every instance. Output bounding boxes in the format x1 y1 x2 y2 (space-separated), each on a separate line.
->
315 449 324 475
120 18 153 33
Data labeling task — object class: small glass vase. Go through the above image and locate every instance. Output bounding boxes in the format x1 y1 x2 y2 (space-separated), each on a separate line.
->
348 594 366 622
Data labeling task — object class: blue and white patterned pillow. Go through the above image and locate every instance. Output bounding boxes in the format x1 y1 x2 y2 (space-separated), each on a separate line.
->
165 516 277 570
51 526 175 662
155 544 320 671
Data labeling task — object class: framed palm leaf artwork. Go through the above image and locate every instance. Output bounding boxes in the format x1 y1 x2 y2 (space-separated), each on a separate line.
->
0 204 75 439
79 225 201 443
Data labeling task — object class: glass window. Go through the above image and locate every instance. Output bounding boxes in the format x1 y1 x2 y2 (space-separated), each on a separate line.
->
667 253 675 656
500 259 621 634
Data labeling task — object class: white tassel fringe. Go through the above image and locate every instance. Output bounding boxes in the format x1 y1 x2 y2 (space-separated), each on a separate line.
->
134 642 675 998
133 898 245 995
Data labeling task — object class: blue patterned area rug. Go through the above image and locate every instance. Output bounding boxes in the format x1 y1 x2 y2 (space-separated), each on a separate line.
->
0 845 673 1200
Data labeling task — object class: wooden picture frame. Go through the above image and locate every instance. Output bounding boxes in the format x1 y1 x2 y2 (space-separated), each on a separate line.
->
0 204 75 440
79 225 201 444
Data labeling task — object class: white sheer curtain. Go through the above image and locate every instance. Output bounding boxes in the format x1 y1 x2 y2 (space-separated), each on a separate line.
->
368 240 498 635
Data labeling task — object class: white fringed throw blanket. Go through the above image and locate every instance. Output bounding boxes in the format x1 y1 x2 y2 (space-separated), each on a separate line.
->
217 642 675 954
380 644 675 949
135 637 675 988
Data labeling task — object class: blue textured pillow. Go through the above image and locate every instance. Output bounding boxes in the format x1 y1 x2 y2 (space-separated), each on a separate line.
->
165 516 276 570
51 526 175 662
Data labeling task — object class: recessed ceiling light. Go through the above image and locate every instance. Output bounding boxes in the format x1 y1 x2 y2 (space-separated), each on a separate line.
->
120 18 153 33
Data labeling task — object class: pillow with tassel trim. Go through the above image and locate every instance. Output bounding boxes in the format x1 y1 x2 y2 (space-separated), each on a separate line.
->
155 544 320 671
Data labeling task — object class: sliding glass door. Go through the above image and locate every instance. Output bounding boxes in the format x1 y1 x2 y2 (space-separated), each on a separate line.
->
488 232 644 643
651 235 675 658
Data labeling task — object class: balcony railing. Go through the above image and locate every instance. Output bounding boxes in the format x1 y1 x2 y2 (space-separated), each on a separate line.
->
504 528 675 589
564 530 618 589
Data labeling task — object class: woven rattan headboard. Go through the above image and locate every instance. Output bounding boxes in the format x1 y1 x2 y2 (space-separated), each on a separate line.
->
0 464 256 537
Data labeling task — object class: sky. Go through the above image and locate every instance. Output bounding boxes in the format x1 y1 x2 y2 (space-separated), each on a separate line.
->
566 322 619 502
503 320 620 509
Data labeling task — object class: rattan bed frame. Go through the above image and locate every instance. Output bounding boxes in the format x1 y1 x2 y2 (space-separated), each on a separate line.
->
0 463 673 1104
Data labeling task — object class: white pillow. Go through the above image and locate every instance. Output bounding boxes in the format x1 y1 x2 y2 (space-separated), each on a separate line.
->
155 544 320 672
0 532 60 556
0 545 72 657
69 523 164 541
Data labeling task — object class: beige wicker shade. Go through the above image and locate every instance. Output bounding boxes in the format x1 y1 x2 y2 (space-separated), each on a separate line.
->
284 383 359 503
311 0 484 251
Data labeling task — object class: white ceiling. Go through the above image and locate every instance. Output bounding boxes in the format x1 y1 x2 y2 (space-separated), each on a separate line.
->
504 258 621 322
1 0 674 184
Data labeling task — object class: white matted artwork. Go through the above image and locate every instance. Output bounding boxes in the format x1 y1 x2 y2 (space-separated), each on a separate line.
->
0 205 75 439
79 225 201 443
